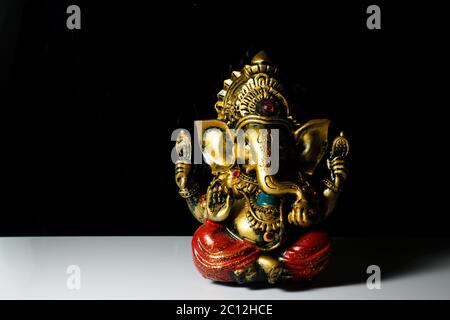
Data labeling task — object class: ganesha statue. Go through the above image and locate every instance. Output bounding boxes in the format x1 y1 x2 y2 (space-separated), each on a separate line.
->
173 51 349 284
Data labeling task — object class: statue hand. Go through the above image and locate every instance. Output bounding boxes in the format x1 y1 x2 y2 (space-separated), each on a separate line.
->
326 132 349 191
327 157 348 190
288 199 316 227
207 178 229 208
205 178 232 221
175 162 191 190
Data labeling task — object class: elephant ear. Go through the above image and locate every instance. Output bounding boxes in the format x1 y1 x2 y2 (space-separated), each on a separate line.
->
294 119 330 176
195 120 235 172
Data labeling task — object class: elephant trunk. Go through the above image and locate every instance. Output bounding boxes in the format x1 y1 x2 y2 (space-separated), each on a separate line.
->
255 167 303 200
245 126 304 200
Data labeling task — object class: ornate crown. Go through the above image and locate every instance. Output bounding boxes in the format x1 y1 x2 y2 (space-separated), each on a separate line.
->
214 51 293 126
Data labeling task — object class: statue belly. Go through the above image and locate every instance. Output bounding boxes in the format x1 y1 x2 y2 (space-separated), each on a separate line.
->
228 205 283 251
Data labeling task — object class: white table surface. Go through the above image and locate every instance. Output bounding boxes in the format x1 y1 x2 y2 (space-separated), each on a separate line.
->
1 236 449 300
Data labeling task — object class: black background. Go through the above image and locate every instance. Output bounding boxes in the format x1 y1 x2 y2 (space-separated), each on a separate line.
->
0 0 447 237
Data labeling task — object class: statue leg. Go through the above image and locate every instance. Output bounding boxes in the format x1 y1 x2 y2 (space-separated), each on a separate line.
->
280 230 332 281
191 219 261 282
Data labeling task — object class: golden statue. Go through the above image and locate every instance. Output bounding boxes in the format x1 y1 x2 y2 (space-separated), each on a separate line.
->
174 51 349 284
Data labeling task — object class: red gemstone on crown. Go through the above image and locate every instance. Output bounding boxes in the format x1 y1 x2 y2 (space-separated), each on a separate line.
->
233 170 241 177
264 232 274 240
261 101 275 114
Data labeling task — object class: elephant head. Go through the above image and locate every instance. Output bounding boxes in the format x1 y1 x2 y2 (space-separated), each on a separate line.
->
196 116 330 203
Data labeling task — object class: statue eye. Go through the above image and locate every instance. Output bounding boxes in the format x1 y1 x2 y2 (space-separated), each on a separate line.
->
255 100 278 116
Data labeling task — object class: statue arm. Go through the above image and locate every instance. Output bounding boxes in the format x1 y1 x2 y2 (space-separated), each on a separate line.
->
289 132 349 227
175 162 207 223
321 156 348 218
